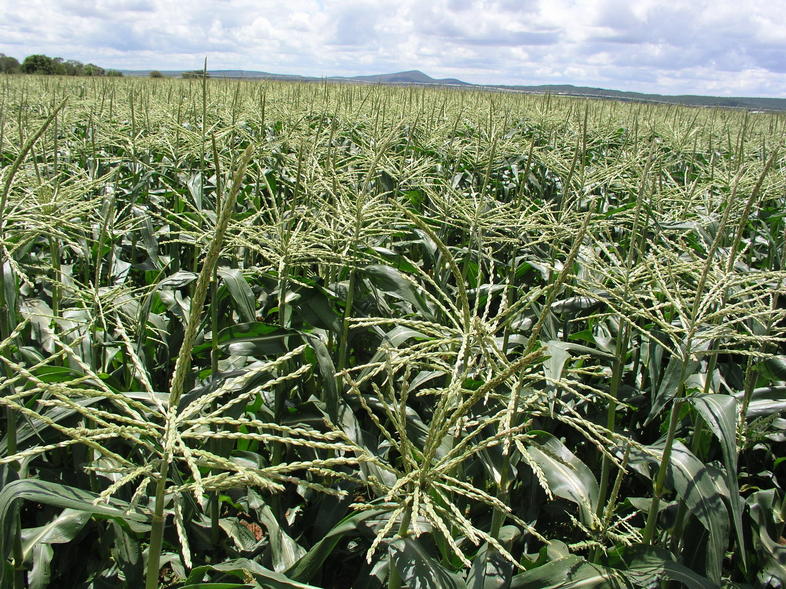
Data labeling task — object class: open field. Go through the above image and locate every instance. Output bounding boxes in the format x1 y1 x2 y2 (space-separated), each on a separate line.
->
0 74 785 588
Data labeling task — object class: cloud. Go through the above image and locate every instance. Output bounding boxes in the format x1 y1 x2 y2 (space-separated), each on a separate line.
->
0 0 784 96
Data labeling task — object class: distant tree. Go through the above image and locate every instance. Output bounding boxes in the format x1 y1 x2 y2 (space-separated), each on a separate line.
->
18 54 116 77
62 59 85 76
83 63 105 77
0 54 20 74
149 70 163 78
21 54 57 75
182 70 209 79
52 57 67 75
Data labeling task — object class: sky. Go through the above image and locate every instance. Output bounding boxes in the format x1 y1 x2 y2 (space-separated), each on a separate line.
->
1 0 785 97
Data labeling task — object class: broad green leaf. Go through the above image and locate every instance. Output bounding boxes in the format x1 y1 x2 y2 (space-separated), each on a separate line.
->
510 555 626 588
389 538 467 589
219 517 263 552
527 432 599 525
20 508 91 561
646 357 699 425
194 321 292 357
0 479 148 585
29 543 53 589
186 559 321 588
157 269 198 290
218 266 257 323
0 398 102 458
747 489 786 585
180 583 254 589
363 264 431 317
187 172 203 210
689 394 746 568
303 333 339 420
740 385 786 417
295 286 341 332
466 526 519 589
287 509 388 582
611 545 716 589
256 504 306 573
634 441 729 584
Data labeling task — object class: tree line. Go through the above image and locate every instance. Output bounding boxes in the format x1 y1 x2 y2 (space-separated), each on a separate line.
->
0 53 122 77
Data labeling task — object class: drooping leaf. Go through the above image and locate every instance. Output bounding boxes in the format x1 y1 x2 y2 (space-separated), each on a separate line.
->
287 509 388 582
646 357 699 425
362 264 431 317
218 266 257 323
20 508 91 561
389 538 467 589
526 432 599 525
631 441 729 584
466 526 519 589
611 545 716 589
689 394 746 568
186 558 321 588
0 479 149 585
255 504 306 573
747 489 786 586
510 555 626 588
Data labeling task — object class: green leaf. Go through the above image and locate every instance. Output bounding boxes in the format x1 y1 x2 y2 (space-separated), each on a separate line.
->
527 432 599 525
20 508 91 561
0 479 148 585
510 555 626 588
218 266 257 323
740 385 786 417
634 441 729 584
195 321 292 357
466 527 519 589
295 286 340 332
186 559 321 588
157 269 199 290
302 334 339 421
747 489 786 585
287 509 388 582
363 264 431 317
0 398 102 458
255 504 306 573
612 545 716 589
180 583 254 589
689 394 746 569
28 543 53 589
646 357 699 425
187 172 203 210
389 538 467 589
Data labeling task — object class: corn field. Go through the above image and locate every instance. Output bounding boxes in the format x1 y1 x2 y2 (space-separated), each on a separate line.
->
0 74 785 588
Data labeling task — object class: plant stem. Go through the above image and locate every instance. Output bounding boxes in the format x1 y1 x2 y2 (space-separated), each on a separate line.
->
388 503 413 589
145 145 254 589
642 364 688 544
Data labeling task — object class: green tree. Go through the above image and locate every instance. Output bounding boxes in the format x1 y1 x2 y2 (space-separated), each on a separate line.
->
21 54 57 75
149 70 163 78
106 69 123 77
62 59 85 76
83 63 105 76
0 54 20 74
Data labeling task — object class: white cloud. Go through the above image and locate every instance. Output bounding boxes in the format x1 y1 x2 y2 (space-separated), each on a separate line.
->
0 0 784 96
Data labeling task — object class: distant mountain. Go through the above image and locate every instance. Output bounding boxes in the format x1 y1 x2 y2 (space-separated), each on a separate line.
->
338 70 469 86
119 69 310 81
121 68 470 86
117 69 786 111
